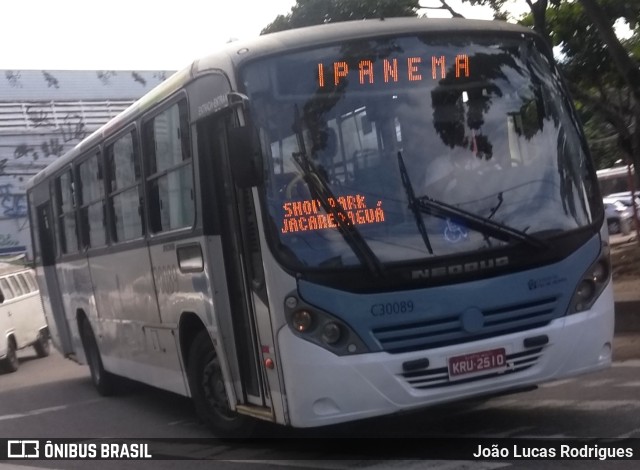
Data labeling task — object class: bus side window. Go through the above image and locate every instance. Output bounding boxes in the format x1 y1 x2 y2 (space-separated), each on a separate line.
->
54 170 79 255
77 149 107 249
0 279 13 301
106 131 144 243
143 100 194 233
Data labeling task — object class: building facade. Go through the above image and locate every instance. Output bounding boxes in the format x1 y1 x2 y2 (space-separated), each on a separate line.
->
0 70 173 257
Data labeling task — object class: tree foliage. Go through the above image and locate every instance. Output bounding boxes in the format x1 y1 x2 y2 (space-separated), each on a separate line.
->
542 1 640 170
492 0 640 171
261 0 420 35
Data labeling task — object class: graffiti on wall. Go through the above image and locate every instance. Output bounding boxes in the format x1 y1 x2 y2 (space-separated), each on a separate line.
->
13 138 65 160
23 106 87 143
1 69 173 256
0 234 20 247
2 137 71 178
2 112 88 179
97 71 117 85
0 184 27 219
42 71 60 88
0 218 28 255
5 71 22 88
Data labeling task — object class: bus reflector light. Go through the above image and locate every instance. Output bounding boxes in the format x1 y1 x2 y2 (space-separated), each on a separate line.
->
264 358 275 369
292 310 313 332
321 322 341 344
285 296 298 309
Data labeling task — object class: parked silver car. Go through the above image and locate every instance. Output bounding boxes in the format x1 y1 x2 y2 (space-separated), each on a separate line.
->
605 191 640 209
603 198 633 235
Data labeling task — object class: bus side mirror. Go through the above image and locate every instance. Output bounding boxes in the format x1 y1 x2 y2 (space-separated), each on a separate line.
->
228 126 263 188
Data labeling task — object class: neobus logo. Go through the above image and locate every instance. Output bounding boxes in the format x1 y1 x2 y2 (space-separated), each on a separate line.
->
411 256 509 280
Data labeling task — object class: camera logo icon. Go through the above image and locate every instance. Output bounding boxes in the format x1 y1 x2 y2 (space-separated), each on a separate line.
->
7 440 40 458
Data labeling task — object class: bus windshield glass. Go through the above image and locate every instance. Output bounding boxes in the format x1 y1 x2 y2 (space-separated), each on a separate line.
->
242 34 598 270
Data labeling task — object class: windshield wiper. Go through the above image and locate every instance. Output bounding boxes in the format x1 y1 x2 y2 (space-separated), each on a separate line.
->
290 108 385 277
397 151 434 254
397 151 548 250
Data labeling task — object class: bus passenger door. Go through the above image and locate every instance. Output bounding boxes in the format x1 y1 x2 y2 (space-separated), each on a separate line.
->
34 202 74 356
197 113 272 413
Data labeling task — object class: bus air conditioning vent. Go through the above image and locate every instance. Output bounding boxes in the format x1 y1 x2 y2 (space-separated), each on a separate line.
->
371 296 559 354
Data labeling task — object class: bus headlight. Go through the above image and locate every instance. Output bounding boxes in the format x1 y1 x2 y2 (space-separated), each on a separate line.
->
569 249 610 314
292 310 313 332
284 293 369 355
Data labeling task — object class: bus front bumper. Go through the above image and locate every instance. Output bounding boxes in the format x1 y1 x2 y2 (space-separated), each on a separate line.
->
277 285 614 428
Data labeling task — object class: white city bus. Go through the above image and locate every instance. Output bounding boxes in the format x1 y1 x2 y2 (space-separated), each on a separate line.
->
27 18 614 436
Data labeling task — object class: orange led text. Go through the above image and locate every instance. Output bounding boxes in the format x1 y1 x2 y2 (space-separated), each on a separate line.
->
281 195 386 234
317 55 470 88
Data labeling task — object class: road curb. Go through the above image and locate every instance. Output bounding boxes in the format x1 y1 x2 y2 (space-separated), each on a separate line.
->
615 301 640 333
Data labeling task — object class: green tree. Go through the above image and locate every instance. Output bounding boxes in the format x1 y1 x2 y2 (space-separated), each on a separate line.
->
469 0 639 171
460 1 555 44
261 0 421 34
539 1 639 171
577 0 640 172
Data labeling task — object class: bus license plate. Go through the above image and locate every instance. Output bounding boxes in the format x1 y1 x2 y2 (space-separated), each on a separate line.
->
448 348 507 380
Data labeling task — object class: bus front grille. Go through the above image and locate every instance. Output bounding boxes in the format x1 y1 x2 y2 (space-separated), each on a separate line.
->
371 296 559 354
400 347 544 390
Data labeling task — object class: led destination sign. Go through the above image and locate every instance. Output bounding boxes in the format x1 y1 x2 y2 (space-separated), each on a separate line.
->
317 54 470 88
281 194 386 234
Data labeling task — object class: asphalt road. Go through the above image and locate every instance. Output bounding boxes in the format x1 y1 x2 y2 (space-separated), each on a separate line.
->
0 339 639 469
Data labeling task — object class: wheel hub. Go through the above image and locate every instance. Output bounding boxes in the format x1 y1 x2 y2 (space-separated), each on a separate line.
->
202 359 235 420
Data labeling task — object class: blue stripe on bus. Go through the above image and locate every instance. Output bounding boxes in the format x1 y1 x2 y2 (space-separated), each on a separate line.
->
297 235 601 353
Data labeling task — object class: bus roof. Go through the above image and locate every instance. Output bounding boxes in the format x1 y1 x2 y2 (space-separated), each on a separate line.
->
27 17 538 190
198 17 535 70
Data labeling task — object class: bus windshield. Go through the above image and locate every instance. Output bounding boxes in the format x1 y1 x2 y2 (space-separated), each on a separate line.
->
242 34 598 271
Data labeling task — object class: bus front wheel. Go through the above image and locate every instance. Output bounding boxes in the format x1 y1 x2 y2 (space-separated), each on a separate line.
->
187 330 256 437
80 320 116 396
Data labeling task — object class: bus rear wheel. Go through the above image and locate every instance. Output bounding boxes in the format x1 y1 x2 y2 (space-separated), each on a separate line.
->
80 319 116 396
187 330 256 437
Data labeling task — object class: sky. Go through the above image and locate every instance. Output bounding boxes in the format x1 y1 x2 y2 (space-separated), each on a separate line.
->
0 0 508 71
0 0 632 70
0 0 549 71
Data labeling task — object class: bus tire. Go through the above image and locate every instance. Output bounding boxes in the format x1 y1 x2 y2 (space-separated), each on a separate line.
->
187 330 257 437
80 320 116 396
33 331 50 358
1 337 19 373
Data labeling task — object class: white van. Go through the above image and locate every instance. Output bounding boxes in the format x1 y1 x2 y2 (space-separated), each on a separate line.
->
0 265 50 373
